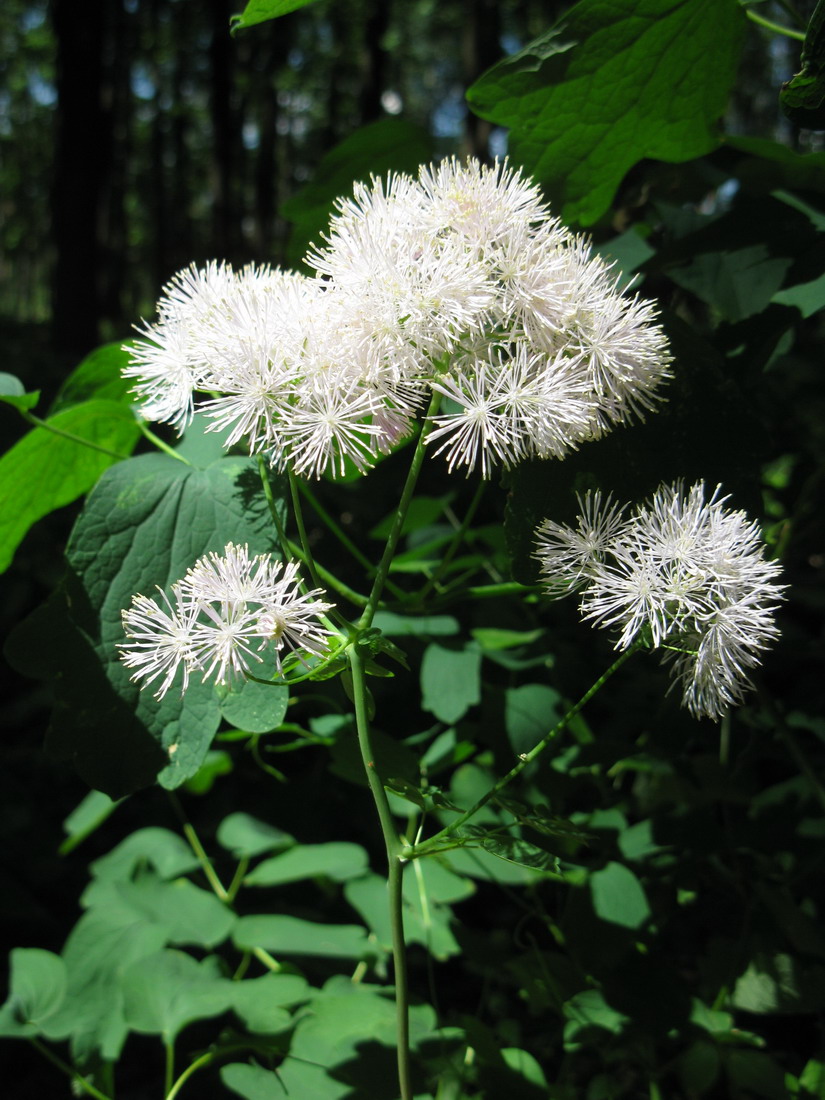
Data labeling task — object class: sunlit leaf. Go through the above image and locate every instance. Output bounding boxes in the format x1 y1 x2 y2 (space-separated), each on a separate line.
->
0 949 68 1038
467 0 746 224
244 842 369 887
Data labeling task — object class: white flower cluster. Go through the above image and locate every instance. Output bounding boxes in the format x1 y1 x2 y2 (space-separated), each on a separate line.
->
534 483 785 720
125 159 672 479
120 543 333 698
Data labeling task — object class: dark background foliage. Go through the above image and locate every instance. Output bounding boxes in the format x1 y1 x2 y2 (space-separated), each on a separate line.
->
2 1 825 1098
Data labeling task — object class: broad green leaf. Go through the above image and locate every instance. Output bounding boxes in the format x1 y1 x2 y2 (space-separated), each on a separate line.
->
230 0 322 33
727 136 825 195
372 610 460 637
230 972 310 1034
233 915 371 959
89 827 201 883
420 642 482 723
50 342 136 413
216 676 289 734
274 977 436 1099
563 989 630 1047
217 812 295 859
0 372 39 411
184 749 233 794
244 842 369 887
121 950 232 1042
346 860 474 960
773 271 825 317
667 245 792 322
59 790 123 855
0 949 68 1038
471 626 544 651
501 1048 549 1089
731 953 825 1014
6 452 286 796
49 907 169 1059
281 117 432 269
589 861 651 929
595 227 656 288
222 1063 286 1100
504 682 562 755
467 0 746 225
0 399 140 574
82 870 236 949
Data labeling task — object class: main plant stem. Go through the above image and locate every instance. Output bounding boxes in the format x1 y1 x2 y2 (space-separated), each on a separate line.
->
347 400 440 1100
349 644 412 1100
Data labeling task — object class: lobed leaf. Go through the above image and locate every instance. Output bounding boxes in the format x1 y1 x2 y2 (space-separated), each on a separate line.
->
467 0 746 225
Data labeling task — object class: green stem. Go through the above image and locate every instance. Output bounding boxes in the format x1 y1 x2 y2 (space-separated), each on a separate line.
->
165 1050 214 1100
409 646 638 858
29 1038 114 1100
165 1040 175 1097
744 8 805 40
21 410 130 461
168 794 230 902
349 644 413 1100
137 420 192 463
358 391 441 632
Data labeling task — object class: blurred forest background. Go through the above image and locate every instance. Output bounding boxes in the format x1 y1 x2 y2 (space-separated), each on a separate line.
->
3 2 825 1098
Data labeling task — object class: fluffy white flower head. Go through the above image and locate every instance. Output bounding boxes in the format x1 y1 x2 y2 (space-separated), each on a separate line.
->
123 158 672 479
534 482 785 719
120 544 334 698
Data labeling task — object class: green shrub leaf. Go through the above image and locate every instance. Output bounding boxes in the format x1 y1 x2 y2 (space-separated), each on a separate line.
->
467 0 746 225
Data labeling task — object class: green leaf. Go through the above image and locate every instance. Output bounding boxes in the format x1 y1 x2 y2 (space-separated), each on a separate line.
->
371 610 460 637
59 790 123 855
244 842 369 887
420 642 482 724
0 399 140 574
230 972 310 1034
471 626 544 651
281 117 433 269
0 949 68 1038
773 271 825 317
667 245 792 322
217 812 295 859
50 342 136 413
0 372 39 411
504 683 562 755
273 978 436 1098
6 452 286 796
230 0 322 33
589 861 651 929
563 989 630 1046
49 908 168 1059
222 1062 286 1100
121 950 232 1042
89 827 201 883
467 0 746 225
82 870 236 949
731 953 825 1014
217 676 289 734
184 749 234 794
457 828 563 875
345 860 474 960
233 915 371 959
